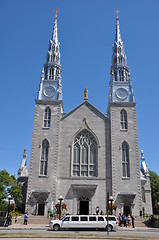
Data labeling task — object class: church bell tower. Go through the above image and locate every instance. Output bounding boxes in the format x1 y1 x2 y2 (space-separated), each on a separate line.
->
38 9 62 102
26 10 63 215
108 11 142 216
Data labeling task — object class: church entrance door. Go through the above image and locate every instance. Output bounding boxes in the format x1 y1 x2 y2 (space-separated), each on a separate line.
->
80 200 89 215
124 205 131 216
38 203 45 215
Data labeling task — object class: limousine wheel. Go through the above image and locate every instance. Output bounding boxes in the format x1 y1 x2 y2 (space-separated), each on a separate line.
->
53 224 60 231
106 224 113 232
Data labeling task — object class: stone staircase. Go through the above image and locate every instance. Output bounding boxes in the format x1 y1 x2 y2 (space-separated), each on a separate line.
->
14 215 148 228
15 215 50 225
131 217 147 228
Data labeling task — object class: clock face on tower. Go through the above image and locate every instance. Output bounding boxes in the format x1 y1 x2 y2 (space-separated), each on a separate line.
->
115 88 128 101
43 86 55 98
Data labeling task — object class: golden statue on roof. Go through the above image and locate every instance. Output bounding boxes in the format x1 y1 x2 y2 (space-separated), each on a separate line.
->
84 87 88 100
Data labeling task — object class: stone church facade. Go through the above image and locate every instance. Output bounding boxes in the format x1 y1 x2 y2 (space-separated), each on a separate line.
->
18 11 152 217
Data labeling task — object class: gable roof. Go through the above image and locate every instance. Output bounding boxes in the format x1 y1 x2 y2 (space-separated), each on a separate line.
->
61 100 109 122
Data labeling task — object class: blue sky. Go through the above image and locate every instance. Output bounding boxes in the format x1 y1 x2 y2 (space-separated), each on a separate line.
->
0 0 159 176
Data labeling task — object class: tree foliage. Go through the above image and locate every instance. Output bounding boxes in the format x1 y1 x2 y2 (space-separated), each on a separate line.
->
0 170 23 210
149 170 159 214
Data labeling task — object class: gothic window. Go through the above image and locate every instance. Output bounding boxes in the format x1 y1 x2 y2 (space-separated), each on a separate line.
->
52 45 55 51
125 72 128 81
49 68 54 80
114 70 117 81
118 57 122 64
40 139 49 176
44 107 51 128
72 130 97 177
118 47 121 53
120 109 127 130
56 69 59 78
56 54 59 62
142 186 146 202
51 55 54 62
119 70 124 81
122 141 130 178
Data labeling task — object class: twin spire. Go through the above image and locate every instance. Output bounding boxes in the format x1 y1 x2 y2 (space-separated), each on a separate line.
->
52 9 59 45
37 9 62 101
38 9 135 104
108 10 135 103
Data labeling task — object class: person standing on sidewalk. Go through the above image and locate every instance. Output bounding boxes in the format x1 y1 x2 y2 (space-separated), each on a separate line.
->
131 215 135 228
24 213 28 225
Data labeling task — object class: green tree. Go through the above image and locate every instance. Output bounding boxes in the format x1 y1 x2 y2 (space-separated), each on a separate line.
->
149 170 159 214
0 170 22 210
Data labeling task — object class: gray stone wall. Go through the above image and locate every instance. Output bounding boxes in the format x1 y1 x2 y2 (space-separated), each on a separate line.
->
109 102 142 216
56 102 110 214
26 100 62 214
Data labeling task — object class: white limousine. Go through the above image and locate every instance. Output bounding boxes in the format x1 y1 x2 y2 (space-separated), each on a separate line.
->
49 215 118 231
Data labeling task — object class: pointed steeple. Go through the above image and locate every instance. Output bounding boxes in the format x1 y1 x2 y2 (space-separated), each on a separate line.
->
108 11 135 103
52 9 58 45
115 9 122 44
38 9 62 101
18 147 28 178
140 150 148 175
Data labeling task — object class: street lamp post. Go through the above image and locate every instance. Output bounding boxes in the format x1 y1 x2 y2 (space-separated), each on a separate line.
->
7 195 11 226
58 195 63 220
109 196 114 215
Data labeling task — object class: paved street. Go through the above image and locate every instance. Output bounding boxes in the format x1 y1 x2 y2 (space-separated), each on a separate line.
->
0 223 159 239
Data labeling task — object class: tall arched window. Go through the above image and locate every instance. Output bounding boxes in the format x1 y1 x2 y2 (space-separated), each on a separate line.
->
49 68 54 79
119 70 124 81
122 141 130 177
142 186 146 202
72 130 97 177
40 139 49 176
44 107 51 128
120 109 127 130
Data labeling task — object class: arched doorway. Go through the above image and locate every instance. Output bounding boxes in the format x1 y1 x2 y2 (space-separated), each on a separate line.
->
79 196 89 215
124 205 131 216
80 200 89 215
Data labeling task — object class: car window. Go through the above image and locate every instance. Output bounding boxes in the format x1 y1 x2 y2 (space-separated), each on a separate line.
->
89 216 96 221
80 216 88 221
105 216 116 221
72 216 79 221
98 216 104 221
63 216 70 222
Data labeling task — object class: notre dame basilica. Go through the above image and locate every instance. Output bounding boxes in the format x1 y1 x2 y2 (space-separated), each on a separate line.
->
18 10 152 217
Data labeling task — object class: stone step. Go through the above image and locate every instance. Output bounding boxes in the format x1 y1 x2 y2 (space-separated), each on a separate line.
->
13 215 50 225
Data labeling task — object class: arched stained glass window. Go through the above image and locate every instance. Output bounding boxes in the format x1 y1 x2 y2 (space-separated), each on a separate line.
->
73 144 80 176
40 139 49 176
122 141 130 177
120 109 127 130
72 130 97 177
44 107 51 128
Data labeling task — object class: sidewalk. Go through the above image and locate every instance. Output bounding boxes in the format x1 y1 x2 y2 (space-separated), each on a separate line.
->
1 223 158 232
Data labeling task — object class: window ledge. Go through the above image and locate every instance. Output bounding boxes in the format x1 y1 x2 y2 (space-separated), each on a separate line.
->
122 177 130 180
42 127 50 130
71 176 97 179
38 175 47 178
120 129 128 132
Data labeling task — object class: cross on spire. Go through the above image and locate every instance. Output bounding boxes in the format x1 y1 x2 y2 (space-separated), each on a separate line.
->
54 8 58 18
115 9 120 19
